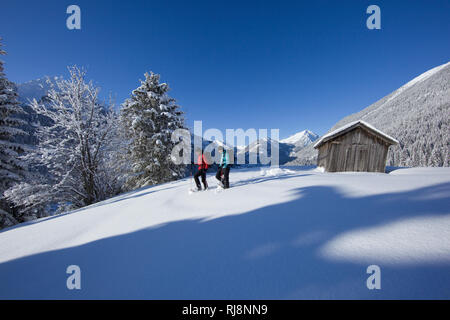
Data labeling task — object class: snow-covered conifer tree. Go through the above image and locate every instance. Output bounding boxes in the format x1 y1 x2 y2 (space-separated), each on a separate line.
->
120 72 185 190
0 38 28 228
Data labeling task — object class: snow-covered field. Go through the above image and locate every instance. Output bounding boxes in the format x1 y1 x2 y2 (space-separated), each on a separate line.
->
1 166 449 299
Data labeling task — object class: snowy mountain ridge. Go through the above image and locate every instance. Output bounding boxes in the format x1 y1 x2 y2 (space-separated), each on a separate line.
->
15 76 59 104
235 137 295 165
281 130 318 146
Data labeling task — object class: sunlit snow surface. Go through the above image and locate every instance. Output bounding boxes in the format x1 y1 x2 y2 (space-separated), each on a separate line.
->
0 167 449 299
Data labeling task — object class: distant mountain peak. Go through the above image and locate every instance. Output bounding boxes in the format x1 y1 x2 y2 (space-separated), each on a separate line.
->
280 130 318 145
15 76 60 104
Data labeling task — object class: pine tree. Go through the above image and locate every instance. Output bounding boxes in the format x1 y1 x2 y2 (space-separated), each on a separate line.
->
120 72 186 190
0 37 28 228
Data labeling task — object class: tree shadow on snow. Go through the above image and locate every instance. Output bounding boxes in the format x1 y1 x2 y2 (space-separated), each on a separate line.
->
0 181 449 299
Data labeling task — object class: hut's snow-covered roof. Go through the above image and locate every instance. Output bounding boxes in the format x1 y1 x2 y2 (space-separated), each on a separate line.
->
313 120 399 149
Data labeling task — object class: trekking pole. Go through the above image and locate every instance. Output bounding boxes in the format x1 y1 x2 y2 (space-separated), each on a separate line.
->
190 163 194 190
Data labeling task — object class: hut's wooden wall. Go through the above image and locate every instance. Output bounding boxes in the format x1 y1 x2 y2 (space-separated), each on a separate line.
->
317 127 390 172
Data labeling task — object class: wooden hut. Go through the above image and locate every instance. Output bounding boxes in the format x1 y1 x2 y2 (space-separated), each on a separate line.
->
313 120 398 173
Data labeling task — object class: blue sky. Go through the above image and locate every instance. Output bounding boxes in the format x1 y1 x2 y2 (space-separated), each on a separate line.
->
1 0 449 139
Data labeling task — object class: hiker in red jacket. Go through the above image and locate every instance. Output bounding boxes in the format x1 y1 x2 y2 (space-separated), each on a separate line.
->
194 149 209 191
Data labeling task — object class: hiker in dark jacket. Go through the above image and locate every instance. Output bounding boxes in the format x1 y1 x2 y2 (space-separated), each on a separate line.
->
194 149 209 191
216 146 231 189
